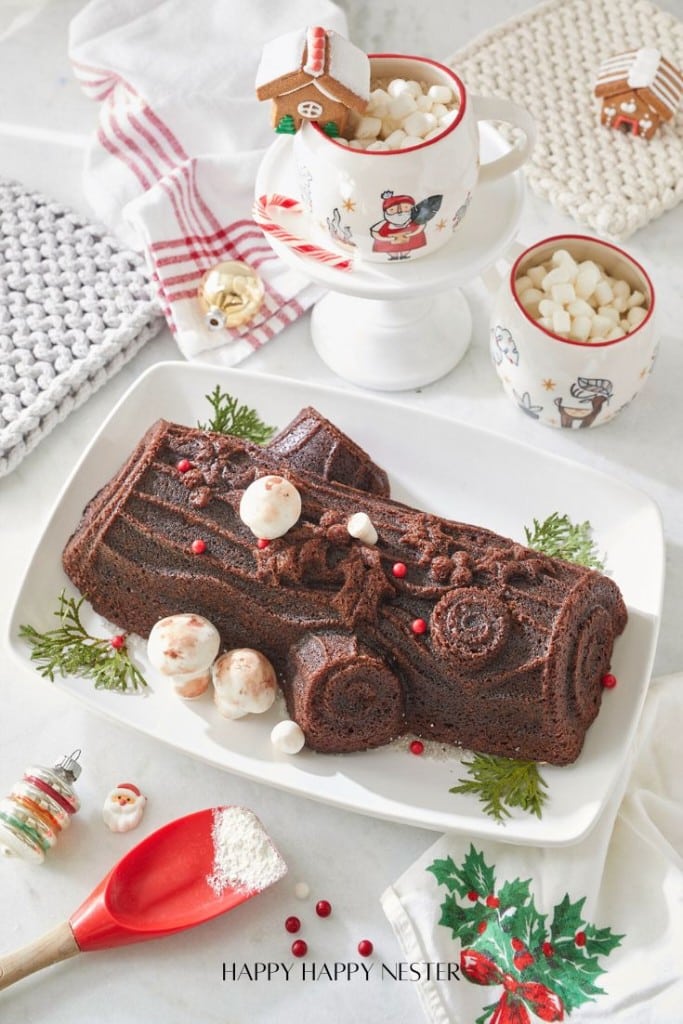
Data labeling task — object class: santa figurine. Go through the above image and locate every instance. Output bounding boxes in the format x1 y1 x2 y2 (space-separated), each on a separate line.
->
102 782 147 833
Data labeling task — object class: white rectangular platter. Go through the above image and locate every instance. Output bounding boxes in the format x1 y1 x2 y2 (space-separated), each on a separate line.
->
8 362 664 845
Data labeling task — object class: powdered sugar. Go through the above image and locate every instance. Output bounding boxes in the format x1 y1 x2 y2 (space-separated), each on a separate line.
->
207 806 287 896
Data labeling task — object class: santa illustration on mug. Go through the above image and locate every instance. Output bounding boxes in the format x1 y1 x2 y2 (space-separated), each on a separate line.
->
370 190 442 259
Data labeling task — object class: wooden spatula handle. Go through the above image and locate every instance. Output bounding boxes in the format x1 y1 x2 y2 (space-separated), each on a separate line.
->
0 921 80 990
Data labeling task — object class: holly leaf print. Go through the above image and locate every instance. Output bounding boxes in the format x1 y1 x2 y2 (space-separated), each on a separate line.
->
427 855 460 892
550 893 586 943
460 845 496 901
497 876 532 914
584 922 624 957
505 897 547 955
438 893 488 945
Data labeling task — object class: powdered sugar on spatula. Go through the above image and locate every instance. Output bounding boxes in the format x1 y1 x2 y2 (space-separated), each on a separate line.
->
207 806 287 896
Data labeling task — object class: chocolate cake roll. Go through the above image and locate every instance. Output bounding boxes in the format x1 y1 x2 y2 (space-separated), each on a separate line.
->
62 418 627 765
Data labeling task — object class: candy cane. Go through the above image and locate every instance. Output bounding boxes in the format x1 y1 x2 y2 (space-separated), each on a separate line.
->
253 194 353 272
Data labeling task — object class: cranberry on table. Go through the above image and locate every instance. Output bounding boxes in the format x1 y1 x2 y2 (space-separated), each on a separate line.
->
357 939 373 957
284 916 301 933
315 899 332 918
409 739 424 755
291 939 307 957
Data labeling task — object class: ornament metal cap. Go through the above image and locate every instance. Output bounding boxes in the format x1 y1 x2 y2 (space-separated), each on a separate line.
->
54 749 82 783
198 260 265 331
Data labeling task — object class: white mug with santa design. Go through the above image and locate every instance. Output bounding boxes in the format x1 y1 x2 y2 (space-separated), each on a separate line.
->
287 54 535 265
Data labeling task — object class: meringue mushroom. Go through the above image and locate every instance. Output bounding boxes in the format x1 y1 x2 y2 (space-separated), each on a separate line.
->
147 613 221 698
271 719 306 754
347 512 378 545
212 648 278 719
239 475 301 540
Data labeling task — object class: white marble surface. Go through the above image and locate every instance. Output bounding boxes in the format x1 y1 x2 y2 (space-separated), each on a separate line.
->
0 2 681 1022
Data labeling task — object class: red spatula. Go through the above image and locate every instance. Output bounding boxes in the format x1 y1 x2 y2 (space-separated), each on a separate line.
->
0 806 286 990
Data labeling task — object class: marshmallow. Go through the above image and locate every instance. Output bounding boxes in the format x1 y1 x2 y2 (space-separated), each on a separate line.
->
539 298 561 317
347 512 378 545
550 282 576 305
402 110 437 137
428 84 454 104
383 128 407 148
271 720 306 754
594 280 614 306
569 315 592 341
239 475 301 540
627 305 648 328
526 265 547 288
399 135 423 149
552 309 571 335
354 115 382 139
388 93 417 119
212 648 278 719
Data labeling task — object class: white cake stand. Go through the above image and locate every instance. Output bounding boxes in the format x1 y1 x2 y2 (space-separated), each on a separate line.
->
254 126 525 391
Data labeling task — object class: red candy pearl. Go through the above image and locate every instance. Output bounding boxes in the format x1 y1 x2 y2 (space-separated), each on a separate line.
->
411 618 427 635
392 562 407 578
357 939 374 957
601 673 617 689
284 916 301 934
409 740 424 756
315 899 332 918
110 635 125 650
191 538 207 554
176 458 192 473
291 939 307 957
256 538 270 550
575 931 587 947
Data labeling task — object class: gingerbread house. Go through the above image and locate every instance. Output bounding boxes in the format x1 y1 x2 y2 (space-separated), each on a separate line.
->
594 47 683 140
255 26 370 136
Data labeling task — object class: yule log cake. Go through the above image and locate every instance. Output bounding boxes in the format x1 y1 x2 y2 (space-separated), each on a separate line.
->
62 415 627 765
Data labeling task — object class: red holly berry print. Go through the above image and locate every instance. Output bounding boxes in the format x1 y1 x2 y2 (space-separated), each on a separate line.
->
468 891 479 902
542 942 554 958
486 895 500 908
510 937 525 951
477 920 487 934
513 950 534 971
575 930 587 947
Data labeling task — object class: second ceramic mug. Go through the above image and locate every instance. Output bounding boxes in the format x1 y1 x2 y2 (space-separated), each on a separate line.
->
290 54 535 264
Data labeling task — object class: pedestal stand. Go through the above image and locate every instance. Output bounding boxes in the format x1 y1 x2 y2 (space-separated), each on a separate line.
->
254 128 525 391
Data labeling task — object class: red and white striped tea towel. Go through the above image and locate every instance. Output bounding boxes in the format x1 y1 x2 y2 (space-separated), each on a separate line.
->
68 0 346 364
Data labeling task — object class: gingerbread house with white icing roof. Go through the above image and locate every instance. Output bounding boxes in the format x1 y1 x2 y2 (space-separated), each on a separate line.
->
255 26 369 136
594 47 683 140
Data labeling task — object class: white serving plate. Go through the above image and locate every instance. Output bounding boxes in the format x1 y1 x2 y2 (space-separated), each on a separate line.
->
8 363 663 845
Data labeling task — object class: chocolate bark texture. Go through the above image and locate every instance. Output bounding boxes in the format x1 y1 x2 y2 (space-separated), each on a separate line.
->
62 418 627 765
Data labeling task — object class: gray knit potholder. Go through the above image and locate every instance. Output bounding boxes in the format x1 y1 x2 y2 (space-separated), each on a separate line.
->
0 178 165 478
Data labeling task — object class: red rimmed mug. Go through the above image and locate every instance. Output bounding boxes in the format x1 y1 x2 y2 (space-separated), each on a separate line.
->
489 235 658 428
280 54 534 265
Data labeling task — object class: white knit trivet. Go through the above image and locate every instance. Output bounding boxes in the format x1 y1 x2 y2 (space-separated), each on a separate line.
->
448 0 683 240
0 179 164 477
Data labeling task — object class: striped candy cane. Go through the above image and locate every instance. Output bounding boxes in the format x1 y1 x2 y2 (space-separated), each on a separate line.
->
253 193 353 272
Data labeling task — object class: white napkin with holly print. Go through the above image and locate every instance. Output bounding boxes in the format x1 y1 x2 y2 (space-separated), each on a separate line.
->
68 0 346 364
382 672 683 1024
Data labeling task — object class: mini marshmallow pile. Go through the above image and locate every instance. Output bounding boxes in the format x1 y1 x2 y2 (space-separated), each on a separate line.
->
342 77 459 151
515 249 649 343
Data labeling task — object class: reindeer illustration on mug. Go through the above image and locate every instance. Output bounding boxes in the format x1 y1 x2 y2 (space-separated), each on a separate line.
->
555 377 614 429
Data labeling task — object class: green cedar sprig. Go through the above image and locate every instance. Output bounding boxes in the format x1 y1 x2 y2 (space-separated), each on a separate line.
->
450 754 548 822
524 512 605 570
19 592 147 693
198 386 276 444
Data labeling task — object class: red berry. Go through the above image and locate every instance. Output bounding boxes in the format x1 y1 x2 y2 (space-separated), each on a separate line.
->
601 673 617 689
513 951 534 971
110 635 125 650
467 891 479 902
191 538 206 554
542 942 554 958
284 916 301 934
477 921 487 934
411 618 427 635
315 900 332 918
176 458 192 473
256 538 270 549
392 562 407 579
486 895 500 908
357 939 373 957
511 937 525 951
575 931 586 947
291 939 307 957
409 740 424 756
